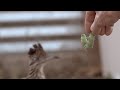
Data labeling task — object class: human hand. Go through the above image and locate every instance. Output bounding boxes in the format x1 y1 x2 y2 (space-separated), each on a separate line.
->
85 11 120 36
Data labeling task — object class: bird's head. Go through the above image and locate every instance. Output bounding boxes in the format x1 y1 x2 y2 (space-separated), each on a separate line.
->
28 43 47 64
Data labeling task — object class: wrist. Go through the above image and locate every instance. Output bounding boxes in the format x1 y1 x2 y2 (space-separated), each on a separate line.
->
113 11 120 19
117 11 120 19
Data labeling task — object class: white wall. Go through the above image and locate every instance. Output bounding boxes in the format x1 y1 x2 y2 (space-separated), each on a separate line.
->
0 11 83 54
99 20 120 79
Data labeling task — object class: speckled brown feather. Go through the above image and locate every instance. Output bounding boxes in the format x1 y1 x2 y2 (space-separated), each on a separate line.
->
23 43 59 79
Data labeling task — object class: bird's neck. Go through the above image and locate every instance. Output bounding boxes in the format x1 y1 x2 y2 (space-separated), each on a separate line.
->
27 57 46 79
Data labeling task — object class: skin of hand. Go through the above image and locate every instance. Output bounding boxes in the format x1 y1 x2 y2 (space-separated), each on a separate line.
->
85 11 120 36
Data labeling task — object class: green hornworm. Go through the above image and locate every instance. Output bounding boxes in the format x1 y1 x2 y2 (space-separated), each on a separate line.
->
81 33 95 48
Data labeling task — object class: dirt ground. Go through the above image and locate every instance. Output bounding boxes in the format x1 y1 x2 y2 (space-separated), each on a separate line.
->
0 49 102 79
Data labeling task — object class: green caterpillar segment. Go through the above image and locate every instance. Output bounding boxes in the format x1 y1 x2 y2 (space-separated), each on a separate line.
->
81 33 95 48
87 33 95 48
81 34 88 46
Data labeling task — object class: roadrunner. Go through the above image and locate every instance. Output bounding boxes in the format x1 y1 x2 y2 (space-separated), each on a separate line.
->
23 43 101 79
24 43 59 79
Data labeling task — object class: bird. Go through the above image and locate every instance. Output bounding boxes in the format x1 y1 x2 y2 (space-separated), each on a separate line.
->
22 43 101 79
23 43 59 79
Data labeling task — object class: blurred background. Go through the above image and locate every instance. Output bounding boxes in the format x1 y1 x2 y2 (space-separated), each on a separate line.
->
0 11 102 79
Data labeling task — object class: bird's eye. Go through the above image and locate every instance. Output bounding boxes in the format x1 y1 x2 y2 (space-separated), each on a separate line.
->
28 48 36 55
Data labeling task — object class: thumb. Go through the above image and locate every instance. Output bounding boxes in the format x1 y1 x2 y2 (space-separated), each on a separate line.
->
85 11 96 33
90 15 102 35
